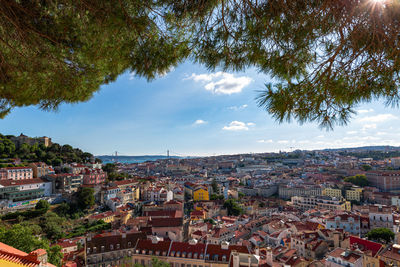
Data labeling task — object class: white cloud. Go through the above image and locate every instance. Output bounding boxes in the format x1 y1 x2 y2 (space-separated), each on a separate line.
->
346 131 358 135
358 114 398 123
193 119 207 126
247 122 256 126
278 140 289 144
362 124 377 130
228 104 248 110
222 121 250 131
317 135 324 138
357 108 374 114
185 72 252 95
258 139 273 143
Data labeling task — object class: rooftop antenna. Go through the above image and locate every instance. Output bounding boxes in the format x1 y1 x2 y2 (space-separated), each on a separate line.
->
167 150 170 158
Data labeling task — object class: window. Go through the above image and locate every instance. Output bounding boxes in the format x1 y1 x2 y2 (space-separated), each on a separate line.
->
110 244 114 250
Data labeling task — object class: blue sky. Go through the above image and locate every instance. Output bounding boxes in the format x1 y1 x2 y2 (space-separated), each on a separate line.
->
0 61 399 156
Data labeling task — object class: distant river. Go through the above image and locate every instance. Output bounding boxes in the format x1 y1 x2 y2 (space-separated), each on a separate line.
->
97 155 178 164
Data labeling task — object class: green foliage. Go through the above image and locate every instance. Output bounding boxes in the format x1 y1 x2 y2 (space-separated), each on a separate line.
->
339 150 400 161
211 179 218 193
0 224 62 266
78 187 95 210
361 164 372 171
1 1 399 126
210 194 224 200
2 207 47 220
0 0 190 118
0 224 48 253
48 245 64 267
39 212 66 241
102 163 129 181
203 218 216 224
238 192 245 198
134 258 170 267
66 220 111 238
35 199 50 211
0 134 97 163
366 228 394 244
54 202 85 220
344 174 369 187
223 199 243 216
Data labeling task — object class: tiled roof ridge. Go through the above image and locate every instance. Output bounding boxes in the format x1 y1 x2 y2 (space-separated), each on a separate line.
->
0 248 40 267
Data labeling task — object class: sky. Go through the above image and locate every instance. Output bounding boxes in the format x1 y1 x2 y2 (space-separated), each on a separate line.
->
0 61 399 157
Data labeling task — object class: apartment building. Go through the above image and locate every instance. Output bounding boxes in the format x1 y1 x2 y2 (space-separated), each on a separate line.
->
326 214 361 235
44 173 83 194
345 187 363 202
366 170 400 192
82 168 107 185
368 205 393 230
0 178 52 203
291 196 351 211
132 238 251 267
86 231 147 266
1 167 33 180
279 185 322 199
325 248 362 267
28 162 54 178
323 187 343 199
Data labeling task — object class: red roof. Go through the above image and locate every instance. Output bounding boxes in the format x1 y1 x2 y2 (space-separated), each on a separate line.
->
169 242 207 258
206 244 249 260
349 236 382 257
135 239 171 254
0 178 47 187
150 217 183 227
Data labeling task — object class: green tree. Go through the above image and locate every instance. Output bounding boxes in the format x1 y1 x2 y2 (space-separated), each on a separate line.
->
102 163 116 173
35 199 50 212
366 228 394 244
39 212 66 241
48 245 63 267
211 179 219 194
0 1 399 127
55 202 71 217
0 224 48 253
361 164 372 171
344 174 369 187
78 187 95 210
223 199 243 216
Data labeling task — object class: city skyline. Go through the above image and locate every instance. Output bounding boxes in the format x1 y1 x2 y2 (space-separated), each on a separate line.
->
1 61 399 157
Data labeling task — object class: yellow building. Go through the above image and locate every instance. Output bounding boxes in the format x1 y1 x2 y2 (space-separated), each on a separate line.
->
323 187 342 198
345 187 363 202
193 187 209 201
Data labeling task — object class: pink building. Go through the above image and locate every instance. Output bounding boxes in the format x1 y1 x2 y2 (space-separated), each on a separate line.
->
0 167 33 180
82 168 107 185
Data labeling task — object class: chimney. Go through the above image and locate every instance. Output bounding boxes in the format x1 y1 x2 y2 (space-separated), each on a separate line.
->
221 241 229 250
27 249 48 265
189 239 198 245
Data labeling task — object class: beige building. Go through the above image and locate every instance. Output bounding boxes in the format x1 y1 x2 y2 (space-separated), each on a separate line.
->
11 133 52 148
29 162 53 178
345 187 363 202
132 238 252 267
323 187 343 199
291 196 351 212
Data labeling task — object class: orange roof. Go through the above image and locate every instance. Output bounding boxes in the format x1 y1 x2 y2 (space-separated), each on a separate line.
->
0 242 28 256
